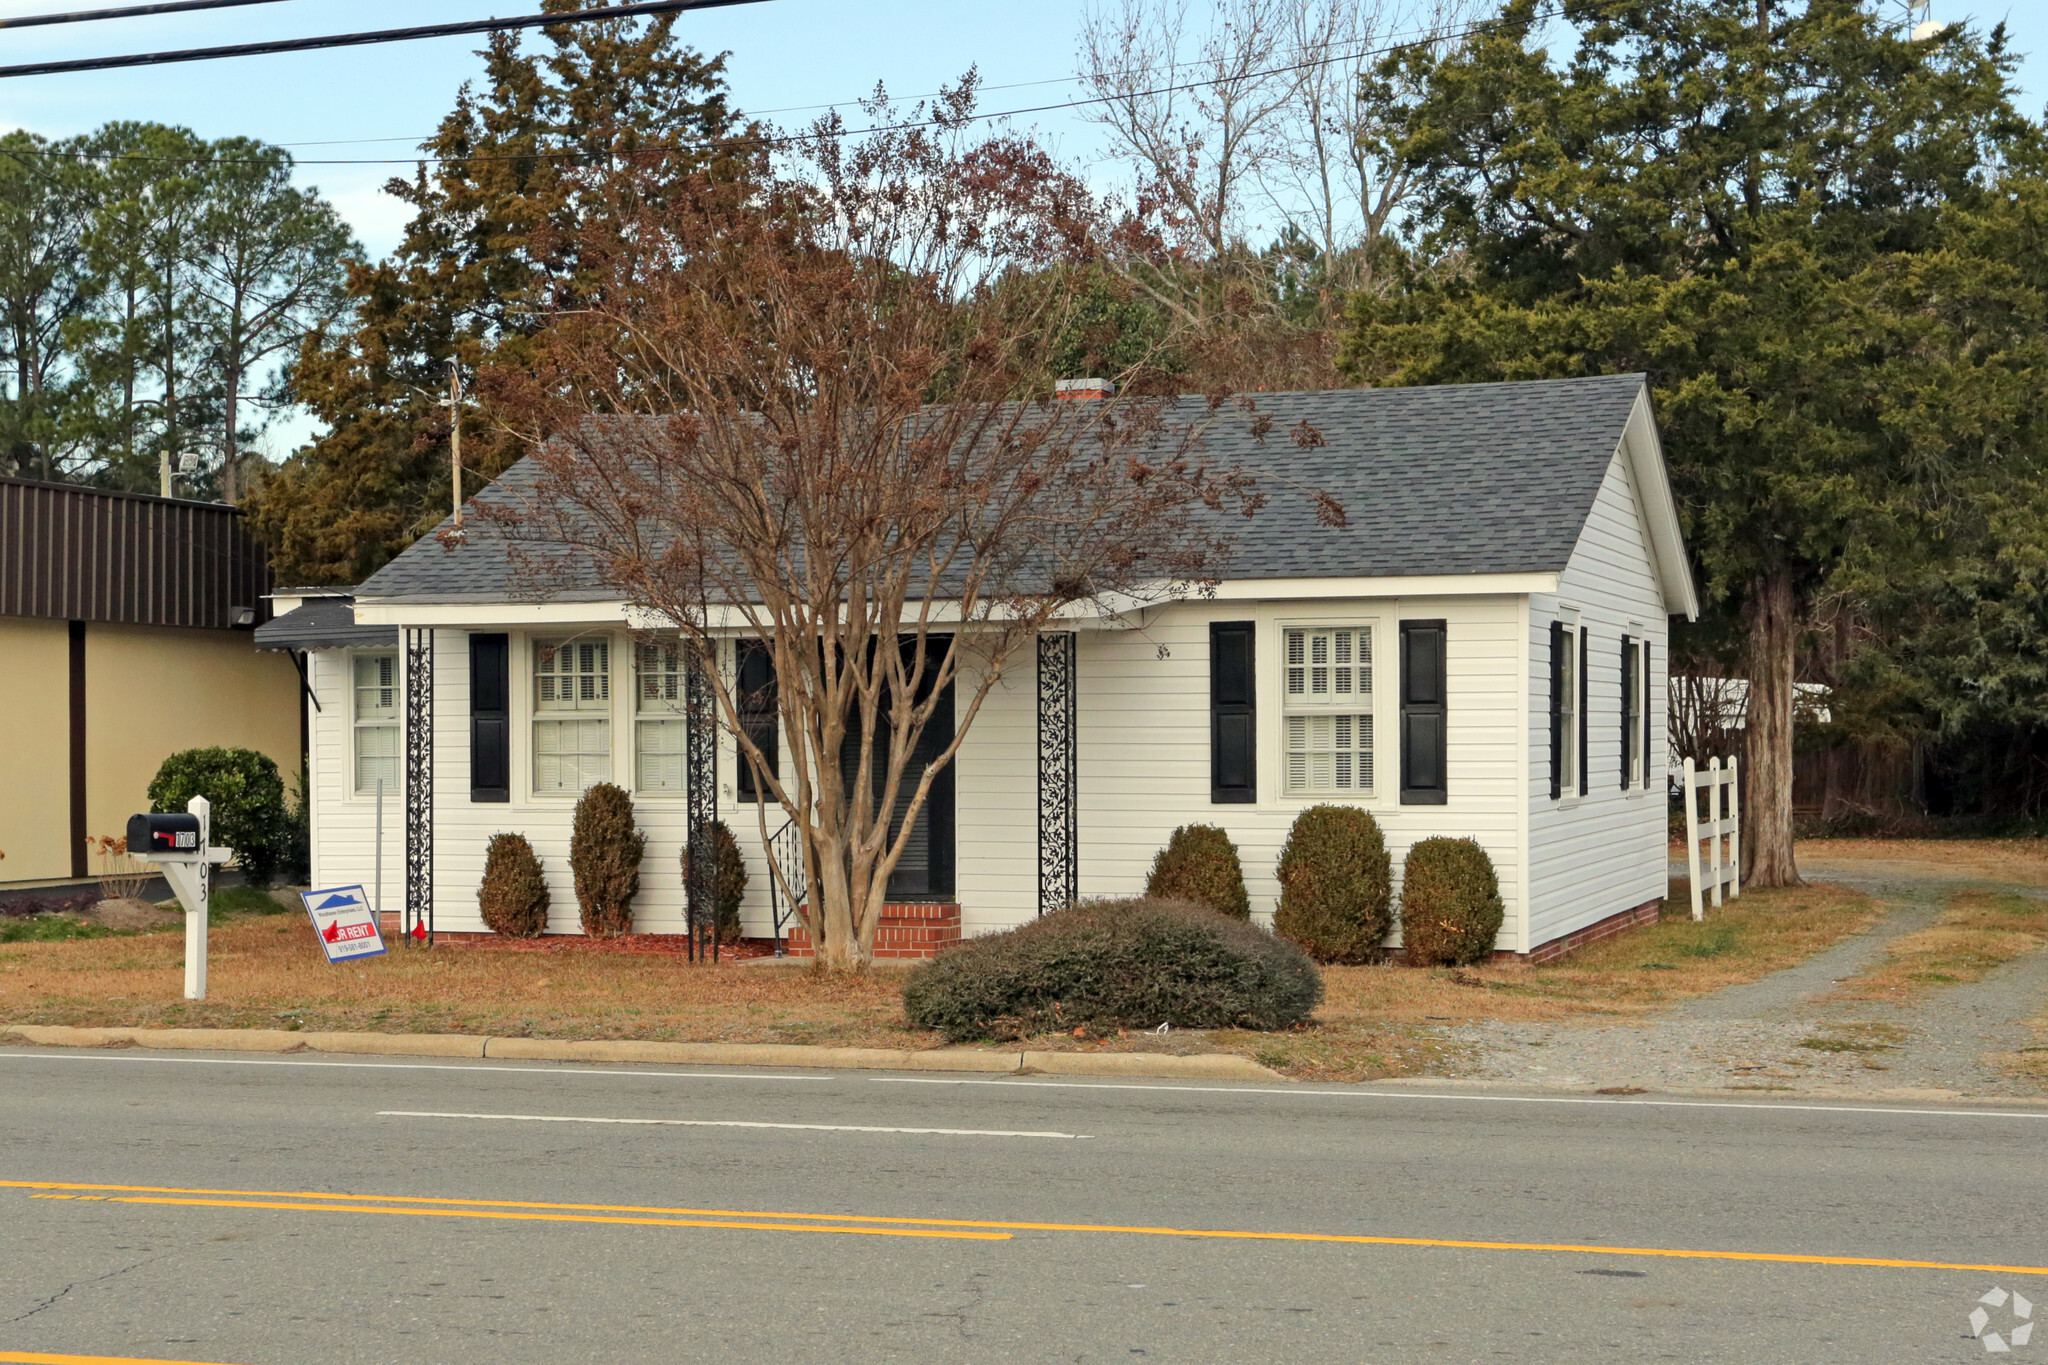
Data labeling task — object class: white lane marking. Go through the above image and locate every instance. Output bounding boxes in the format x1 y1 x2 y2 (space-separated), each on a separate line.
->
0 1052 828 1082
871 1077 2048 1120
380 1109 1087 1139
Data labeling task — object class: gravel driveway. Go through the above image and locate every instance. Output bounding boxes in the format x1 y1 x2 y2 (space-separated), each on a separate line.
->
1441 857 2048 1100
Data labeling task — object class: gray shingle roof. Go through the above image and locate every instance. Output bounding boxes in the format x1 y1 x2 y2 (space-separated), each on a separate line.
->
253 595 398 650
356 374 1649 604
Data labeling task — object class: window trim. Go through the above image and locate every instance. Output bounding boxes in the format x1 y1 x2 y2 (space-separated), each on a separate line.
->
631 635 689 798
1276 616 1383 802
1554 610 1582 807
349 648 401 802
528 632 615 798
1623 627 1648 794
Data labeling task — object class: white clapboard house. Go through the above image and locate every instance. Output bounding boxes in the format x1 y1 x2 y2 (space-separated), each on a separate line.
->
257 374 1697 961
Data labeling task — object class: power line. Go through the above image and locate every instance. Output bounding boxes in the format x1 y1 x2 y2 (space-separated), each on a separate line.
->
0 0 1571 166
0 0 302 31
0 0 769 80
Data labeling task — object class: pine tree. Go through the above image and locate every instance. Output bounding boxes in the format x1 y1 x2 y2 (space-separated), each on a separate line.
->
246 3 745 583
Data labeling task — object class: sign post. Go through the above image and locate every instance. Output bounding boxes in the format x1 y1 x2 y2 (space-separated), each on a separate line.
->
128 796 236 1001
300 884 388 963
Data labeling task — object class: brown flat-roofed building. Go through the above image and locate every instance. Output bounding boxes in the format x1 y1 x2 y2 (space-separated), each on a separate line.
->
0 477 300 889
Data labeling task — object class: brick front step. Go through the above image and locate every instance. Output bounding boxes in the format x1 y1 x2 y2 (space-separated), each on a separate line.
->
784 903 960 959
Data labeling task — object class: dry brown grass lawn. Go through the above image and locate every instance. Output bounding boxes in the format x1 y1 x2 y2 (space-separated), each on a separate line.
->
2 880 1878 1082
1797 838 2048 887
1823 891 2048 1006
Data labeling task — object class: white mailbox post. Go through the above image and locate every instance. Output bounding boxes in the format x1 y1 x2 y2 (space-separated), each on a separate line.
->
129 796 236 1000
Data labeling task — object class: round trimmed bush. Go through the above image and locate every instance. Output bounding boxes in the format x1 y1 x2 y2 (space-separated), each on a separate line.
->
902 897 1322 1042
1399 837 1504 966
1143 824 1250 919
1273 804 1392 963
478 833 549 938
683 819 748 944
570 783 645 938
148 747 290 886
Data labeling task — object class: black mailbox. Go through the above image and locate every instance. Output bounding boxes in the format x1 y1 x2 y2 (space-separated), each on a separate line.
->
128 812 202 856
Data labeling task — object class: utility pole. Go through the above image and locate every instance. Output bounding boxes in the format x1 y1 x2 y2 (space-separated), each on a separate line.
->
158 449 171 499
449 358 463 527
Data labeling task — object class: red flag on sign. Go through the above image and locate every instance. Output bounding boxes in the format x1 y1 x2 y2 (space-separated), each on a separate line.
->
322 920 341 943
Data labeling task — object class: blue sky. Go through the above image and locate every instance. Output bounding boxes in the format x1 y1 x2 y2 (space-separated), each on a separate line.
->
1 0 2040 260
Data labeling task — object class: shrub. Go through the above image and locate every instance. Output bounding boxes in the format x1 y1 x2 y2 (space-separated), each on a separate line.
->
570 783 645 937
148 747 290 886
479 833 550 938
1273 804 1392 963
683 820 748 944
903 897 1322 1042
1399 837 1505 966
1143 824 1250 919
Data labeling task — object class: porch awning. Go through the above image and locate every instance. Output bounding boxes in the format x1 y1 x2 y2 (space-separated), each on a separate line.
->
253 596 397 651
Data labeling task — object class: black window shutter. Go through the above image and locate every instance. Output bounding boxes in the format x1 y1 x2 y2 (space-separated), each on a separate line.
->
1399 620 1448 805
735 639 778 802
1643 639 1656 789
1620 634 1635 790
1210 621 1256 804
1578 626 1590 797
1549 620 1565 801
469 632 510 802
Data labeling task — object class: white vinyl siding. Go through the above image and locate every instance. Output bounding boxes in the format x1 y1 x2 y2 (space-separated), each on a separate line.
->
532 637 611 793
352 652 399 796
1282 626 1374 794
635 641 687 794
1528 438 1672 951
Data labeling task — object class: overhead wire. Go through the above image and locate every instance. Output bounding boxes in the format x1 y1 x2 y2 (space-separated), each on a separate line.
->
0 0 1582 166
0 0 303 30
0 0 770 79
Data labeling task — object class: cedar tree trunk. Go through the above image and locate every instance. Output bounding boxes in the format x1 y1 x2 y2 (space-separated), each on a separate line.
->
1742 569 1802 887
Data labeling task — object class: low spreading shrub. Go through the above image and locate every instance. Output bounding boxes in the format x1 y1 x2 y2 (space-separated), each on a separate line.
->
902 897 1322 1042
1273 804 1392 963
147 747 291 886
1143 824 1251 919
1398 837 1505 966
683 820 748 944
570 784 645 938
479 833 550 938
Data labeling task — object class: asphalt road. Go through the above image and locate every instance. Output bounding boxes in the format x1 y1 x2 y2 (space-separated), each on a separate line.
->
2 1049 2044 1363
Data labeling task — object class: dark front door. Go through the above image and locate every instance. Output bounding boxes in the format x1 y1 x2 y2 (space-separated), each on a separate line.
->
839 639 955 902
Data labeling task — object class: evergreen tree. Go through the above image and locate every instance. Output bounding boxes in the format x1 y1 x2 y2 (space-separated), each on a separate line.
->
246 3 745 584
1342 0 2042 883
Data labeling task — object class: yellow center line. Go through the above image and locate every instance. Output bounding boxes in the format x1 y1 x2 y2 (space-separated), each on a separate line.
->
9 1178 2044 1276
86 1195 1007 1240
0 1353 249 1365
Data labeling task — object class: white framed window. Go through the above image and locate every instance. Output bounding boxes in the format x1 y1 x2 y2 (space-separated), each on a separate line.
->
635 639 687 794
1283 625 1375 795
1625 633 1647 789
532 636 611 793
352 651 400 797
1557 614 1581 798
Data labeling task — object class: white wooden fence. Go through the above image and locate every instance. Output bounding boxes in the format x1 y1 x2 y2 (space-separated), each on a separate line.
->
1682 756 1741 921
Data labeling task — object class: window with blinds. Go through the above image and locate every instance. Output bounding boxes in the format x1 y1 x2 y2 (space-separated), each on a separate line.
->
1283 626 1374 795
635 640 686 794
533 637 611 792
352 652 399 797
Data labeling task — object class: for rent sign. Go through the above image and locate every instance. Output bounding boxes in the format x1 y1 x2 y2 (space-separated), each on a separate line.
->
300 885 388 962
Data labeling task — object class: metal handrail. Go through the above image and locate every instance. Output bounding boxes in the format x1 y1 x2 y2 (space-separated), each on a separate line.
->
766 817 808 957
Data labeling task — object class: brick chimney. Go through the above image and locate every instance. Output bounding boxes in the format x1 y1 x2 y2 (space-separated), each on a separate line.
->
1053 378 1116 401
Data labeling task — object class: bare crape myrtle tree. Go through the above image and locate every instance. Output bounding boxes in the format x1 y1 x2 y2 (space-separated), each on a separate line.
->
482 84 1335 968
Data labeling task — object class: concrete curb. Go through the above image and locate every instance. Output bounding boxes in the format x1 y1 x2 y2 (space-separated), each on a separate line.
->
1 1024 1285 1082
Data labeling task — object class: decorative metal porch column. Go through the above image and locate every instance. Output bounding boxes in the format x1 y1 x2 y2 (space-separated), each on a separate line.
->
684 645 719 961
403 627 434 945
1036 631 1078 917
